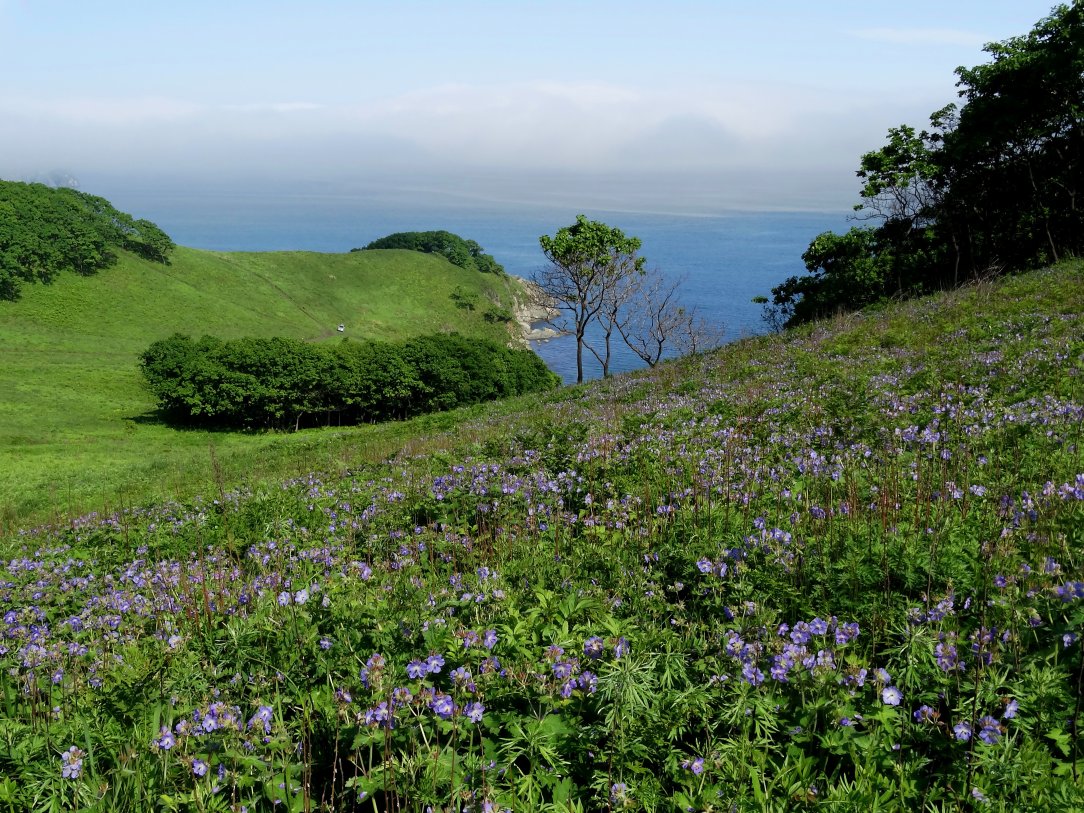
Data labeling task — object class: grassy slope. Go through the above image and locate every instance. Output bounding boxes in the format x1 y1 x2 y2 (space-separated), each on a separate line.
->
0 246 526 527
0 263 1080 809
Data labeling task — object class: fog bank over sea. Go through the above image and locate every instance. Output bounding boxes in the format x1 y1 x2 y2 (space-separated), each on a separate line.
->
91 176 850 382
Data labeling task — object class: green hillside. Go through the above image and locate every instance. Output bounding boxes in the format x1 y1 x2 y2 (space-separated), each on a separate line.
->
0 262 1081 811
0 244 531 526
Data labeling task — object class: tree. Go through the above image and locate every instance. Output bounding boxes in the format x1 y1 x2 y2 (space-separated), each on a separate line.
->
0 181 173 299
535 215 645 383
763 2 1084 328
140 332 558 430
942 1 1084 270
611 267 725 365
356 231 506 275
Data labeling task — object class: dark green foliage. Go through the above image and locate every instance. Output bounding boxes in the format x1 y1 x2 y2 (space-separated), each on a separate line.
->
0 180 174 299
353 230 506 275
768 3 1084 327
140 332 560 429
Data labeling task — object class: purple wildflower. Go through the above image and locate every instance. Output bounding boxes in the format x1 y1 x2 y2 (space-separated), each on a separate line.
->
552 661 574 680
463 701 484 723
935 642 962 672
914 705 938 723
741 662 764 687
248 705 274 734
430 693 455 719
583 636 605 660
977 716 1002 744
881 686 903 706
579 671 598 693
60 746 84 779
682 757 705 775
154 726 176 750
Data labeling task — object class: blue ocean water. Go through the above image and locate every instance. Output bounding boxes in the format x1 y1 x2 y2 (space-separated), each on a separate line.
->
105 186 848 383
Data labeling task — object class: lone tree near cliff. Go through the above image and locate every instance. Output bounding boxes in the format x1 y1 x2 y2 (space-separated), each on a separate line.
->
535 215 718 381
535 215 645 383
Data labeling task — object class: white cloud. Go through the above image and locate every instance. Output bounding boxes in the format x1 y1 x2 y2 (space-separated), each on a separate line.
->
347 79 858 172
0 77 915 210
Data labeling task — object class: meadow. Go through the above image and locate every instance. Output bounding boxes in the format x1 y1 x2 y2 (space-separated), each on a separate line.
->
0 261 1081 811
0 246 526 528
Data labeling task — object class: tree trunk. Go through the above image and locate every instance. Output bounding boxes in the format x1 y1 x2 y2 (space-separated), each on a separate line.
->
575 328 585 384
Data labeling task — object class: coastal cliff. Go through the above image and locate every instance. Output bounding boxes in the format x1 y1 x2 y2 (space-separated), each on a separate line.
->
511 276 563 342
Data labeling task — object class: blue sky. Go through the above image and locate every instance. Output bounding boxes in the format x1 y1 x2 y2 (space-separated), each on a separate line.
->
0 1 1063 210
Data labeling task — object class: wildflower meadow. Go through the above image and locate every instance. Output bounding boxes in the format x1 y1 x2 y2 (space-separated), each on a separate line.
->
1 265 1082 811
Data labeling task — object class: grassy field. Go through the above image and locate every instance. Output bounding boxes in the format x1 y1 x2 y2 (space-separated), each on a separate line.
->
0 262 1080 811
0 246 527 528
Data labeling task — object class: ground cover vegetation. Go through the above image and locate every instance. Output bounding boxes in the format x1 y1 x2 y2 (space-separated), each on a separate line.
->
0 261 1081 811
766 2 1084 327
0 180 174 300
0 222 530 526
140 332 559 430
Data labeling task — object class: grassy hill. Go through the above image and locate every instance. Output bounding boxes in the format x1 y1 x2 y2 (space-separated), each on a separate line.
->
0 261 1080 810
0 244 530 527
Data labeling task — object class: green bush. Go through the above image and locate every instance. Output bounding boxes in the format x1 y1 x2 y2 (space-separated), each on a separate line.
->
140 332 560 430
0 180 174 299
354 230 506 275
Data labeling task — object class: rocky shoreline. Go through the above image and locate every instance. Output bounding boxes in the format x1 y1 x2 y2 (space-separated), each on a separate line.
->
512 276 564 342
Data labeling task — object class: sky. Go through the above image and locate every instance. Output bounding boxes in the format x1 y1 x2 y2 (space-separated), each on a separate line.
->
0 0 1065 212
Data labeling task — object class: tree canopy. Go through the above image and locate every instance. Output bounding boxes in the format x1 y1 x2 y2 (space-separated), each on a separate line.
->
536 215 646 383
535 215 710 381
140 332 559 430
353 231 506 275
0 180 174 300
765 2 1084 327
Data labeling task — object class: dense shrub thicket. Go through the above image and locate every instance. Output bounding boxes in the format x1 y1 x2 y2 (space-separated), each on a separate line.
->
140 332 560 429
353 230 506 275
768 3 1084 326
0 180 174 300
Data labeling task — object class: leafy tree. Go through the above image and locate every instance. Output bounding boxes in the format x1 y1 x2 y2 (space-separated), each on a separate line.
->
943 2 1084 269
0 180 174 299
535 215 645 383
331 340 420 422
355 231 506 275
139 334 202 419
140 332 558 430
765 2 1084 327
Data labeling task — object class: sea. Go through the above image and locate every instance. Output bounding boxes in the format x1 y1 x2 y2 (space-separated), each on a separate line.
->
102 185 850 384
